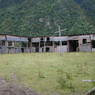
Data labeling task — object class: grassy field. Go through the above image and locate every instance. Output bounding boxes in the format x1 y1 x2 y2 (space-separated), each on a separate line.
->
0 53 95 95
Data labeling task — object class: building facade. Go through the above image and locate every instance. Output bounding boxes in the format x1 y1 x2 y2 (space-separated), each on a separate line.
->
0 34 95 54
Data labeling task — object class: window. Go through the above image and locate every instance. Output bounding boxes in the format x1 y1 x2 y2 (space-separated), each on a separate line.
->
62 41 67 45
40 38 44 42
2 41 5 46
55 41 60 46
15 42 21 47
92 40 95 48
47 37 50 41
46 47 50 52
22 42 27 47
83 39 87 44
8 41 13 46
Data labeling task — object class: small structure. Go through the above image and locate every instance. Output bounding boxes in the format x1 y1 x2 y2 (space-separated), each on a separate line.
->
0 34 95 53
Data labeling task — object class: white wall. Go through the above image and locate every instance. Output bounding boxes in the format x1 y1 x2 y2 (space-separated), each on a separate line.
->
54 46 68 52
80 43 92 52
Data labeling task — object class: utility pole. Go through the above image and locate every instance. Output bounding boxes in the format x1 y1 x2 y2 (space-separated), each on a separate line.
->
29 31 32 53
58 25 63 53
55 25 66 54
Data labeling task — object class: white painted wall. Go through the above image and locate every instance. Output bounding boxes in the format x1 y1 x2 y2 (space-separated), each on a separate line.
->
55 46 68 52
80 43 92 52
92 48 95 52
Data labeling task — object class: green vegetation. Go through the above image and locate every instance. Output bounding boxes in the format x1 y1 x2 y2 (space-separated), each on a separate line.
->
0 0 95 37
0 53 95 95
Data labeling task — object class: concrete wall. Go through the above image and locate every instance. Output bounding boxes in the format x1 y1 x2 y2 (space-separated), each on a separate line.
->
80 43 92 52
54 46 68 52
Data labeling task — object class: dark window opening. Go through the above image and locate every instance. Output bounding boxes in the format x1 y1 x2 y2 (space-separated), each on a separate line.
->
32 43 39 47
21 48 24 53
2 41 5 46
22 42 27 47
46 47 50 52
40 38 44 42
8 41 12 46
55 41 60 46
46 41 52 46
62 41 67 45
47 37 50 41
40 43 44 47
92 40 95 48
83 39 87 44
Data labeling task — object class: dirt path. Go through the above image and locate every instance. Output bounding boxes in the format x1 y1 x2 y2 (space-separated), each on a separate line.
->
0 78 40 95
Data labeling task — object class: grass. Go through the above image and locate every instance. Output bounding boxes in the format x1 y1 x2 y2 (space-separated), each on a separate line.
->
0 52 95 95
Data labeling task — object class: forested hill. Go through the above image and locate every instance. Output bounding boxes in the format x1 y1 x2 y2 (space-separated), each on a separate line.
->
0 0 95 37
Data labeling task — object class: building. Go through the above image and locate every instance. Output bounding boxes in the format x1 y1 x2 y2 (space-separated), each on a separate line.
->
0 35 31 54
0 34 95 54
31 35 93 52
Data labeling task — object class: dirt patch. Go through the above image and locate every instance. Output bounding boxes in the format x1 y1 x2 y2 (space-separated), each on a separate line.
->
0 78 40 95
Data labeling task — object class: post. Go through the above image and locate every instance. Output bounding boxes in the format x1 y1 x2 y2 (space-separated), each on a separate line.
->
5 35 8 53
90 35 92 52
54 24 67 54
30 38 32 53
28 37 32 53
44 38 46 52
58 25 62 53
39 41 40 52
53 40 55 52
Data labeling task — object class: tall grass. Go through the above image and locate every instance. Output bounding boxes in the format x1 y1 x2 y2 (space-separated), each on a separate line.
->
0 52 95 95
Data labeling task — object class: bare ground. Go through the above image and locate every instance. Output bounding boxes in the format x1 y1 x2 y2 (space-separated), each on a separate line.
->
0 78 40 95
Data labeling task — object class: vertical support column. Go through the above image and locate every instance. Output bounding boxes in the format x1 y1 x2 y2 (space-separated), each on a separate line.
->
53 41 55 52
67 41 69 52
90 35 92 52
44 38 46 52
28 37 32 53
30 38 32 52
59 40 62 53
30 38 32 53
39 41 40 52
5 35 8 53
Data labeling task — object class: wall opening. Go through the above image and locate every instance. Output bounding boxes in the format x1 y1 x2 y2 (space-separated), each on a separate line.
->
92 40 95 48
83 39 87 44
21 48 24 53
69 40 79 52
46 47 50 52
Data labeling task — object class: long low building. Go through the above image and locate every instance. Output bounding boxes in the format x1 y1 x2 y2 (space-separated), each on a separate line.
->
0 34 95 53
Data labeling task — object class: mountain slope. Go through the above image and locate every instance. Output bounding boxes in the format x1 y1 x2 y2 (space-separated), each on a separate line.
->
0 0 95 37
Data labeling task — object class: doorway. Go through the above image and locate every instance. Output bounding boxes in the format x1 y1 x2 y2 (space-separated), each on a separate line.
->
69 40 79 52
21 48 24 53
46 47 50 52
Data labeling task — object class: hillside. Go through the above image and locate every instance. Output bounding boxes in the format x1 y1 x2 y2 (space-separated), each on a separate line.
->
0 0 95 37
